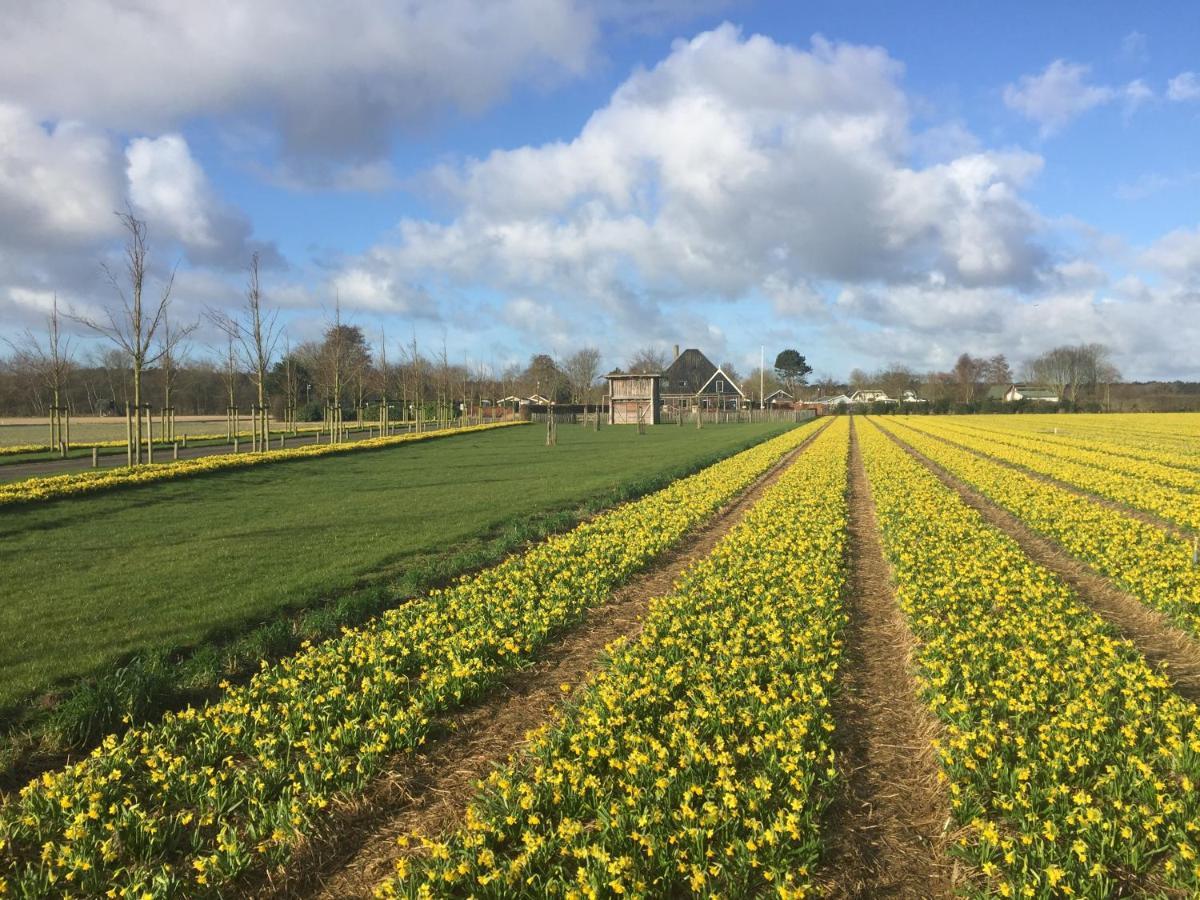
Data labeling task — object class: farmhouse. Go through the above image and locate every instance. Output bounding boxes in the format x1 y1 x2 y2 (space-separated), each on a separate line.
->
763 388 794 408
660 347 746 412
1003 383 1059 403
605 372 661 425
848 389 893 404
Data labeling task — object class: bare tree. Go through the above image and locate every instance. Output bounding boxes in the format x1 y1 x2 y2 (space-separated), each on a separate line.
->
563 347 602 404
208 253 281 449
952 353 986 403
157 310 190 440
626 345 668 373
73 211 191 463
982 353 1013 386
7 293 74 416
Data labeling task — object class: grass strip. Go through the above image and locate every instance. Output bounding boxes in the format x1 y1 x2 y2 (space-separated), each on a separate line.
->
861 418 1200 896
378 417 850 899
0 421 526 507
0 424 813 895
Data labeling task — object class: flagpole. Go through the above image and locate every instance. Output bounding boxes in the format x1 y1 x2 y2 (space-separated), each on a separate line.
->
760 345 764 411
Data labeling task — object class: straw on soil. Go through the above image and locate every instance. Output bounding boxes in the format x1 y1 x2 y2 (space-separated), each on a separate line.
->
819 419 957 898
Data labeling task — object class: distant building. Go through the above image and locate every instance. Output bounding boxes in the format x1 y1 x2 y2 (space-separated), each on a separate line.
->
763 388 794 408
605 372 661 425
847 389 894 404
900 390 926 403
1004 384 1059 402
660 348 746 411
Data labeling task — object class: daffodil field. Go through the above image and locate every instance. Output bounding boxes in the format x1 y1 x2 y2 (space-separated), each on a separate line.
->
377 417 850 899
860 419 1200 895
4 409 1200 899
0 420 527 507
0 421 817 896
890 417 1200 532
877 417 1200 638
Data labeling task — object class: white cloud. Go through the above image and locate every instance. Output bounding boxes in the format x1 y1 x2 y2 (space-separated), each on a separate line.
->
125 134 279 269
0 0 603 178
0 103 123 247
1140 225 1200 284
1167 71 1200 101
1003 61 1116 134
360 23 1047 329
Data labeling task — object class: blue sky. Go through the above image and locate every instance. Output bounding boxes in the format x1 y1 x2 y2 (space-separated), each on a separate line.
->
2 1 1198 381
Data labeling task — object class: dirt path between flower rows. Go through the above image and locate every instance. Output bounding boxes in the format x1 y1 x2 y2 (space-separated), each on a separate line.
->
819 419 958 898
886 419 1193 541
875 420 1200 706
252 420 832 899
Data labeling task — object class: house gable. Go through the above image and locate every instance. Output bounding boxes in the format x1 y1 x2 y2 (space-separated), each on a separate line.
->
661 348 717 396
697 367 746 399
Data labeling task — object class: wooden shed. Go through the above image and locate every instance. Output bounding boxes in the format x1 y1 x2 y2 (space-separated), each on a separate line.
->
605 372 661 425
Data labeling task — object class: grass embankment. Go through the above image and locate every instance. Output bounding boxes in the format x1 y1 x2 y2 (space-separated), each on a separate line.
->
0 421 795 779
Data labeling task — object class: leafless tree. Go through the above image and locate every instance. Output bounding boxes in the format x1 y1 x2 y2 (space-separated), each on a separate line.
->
207 253 281 447
73 211 192 462
952 353 986 403
6 293 74 415
626 345 668 373
564 347 602 405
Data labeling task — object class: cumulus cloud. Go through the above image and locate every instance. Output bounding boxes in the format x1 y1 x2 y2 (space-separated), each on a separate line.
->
0 0 605 179
357 23 1047 331
125 134 278 268
1003 61 1117 134
1167 72 1200 101
0 103 124 248
1140 225 1200 285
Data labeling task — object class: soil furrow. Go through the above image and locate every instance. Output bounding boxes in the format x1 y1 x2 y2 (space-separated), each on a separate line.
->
253 420 832 900
820 419 956 898
876 420 1200 704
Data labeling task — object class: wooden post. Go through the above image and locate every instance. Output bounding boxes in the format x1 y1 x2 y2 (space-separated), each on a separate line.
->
172 442 178 461
92 446 99 468
126 403 133 466
234 436 239 453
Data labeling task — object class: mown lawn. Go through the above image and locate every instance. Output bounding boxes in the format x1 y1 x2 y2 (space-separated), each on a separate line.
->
0 421 795 708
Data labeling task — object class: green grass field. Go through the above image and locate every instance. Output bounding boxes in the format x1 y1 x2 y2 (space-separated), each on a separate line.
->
0 422 794 713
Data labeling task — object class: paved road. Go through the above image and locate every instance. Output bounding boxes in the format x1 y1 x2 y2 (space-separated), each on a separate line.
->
0 429 395 483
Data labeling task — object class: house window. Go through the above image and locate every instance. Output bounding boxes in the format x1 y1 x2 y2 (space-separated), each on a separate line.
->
716 379 724 393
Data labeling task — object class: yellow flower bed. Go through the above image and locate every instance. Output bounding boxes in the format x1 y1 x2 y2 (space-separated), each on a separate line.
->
877 418 1200 638
0 422 816 896
898 418 1200 532
377 417 850 899
0 424 334 456
935 418 1200 485
939 417 1200 474
860 418 1200 896
0 421 527 507
960 413 1200 462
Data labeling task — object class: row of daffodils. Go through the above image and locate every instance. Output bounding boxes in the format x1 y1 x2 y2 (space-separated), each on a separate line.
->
859 419 1200 896
962 413 1199 462
0 421 526 508
0 421 818 896
879 418 1200 639
936 418 1200 475
377 417 851 899
0 426 328 457
899 418 1200 532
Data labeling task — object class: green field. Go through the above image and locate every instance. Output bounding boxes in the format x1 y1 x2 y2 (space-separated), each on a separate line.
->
0 422 794 714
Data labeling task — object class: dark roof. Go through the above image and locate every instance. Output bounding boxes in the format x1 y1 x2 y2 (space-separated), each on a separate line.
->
985 384 1008 400
661 348 717 395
